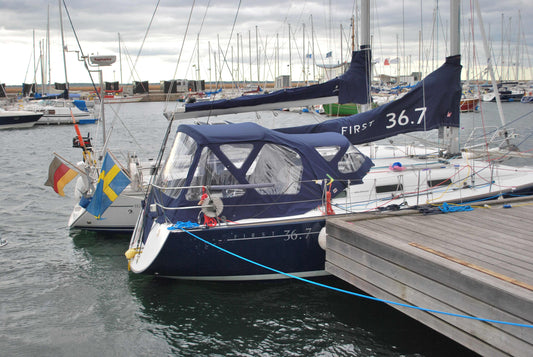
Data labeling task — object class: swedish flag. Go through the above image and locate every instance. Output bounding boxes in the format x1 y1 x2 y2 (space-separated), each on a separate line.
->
86 153 131 219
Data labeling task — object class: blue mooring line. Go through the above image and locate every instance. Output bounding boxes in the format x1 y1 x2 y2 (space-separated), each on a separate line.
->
178 227 533 329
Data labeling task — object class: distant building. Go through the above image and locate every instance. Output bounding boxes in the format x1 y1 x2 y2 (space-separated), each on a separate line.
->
161 80 188 93
377 72 421 85
133 81 150 94
275 75 291 89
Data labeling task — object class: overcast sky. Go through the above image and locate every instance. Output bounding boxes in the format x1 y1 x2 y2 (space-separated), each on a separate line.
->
1 0 531 86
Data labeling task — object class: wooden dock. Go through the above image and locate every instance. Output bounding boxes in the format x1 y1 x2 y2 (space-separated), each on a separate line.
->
325 197 533 357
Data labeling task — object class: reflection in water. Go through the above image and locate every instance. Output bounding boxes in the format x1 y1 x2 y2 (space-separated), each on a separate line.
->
70 230 477 356
128 275 477 356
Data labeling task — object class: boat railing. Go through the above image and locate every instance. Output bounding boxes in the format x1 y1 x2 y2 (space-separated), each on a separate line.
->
152 182 276 191
149 180 331 213
463 126 518 151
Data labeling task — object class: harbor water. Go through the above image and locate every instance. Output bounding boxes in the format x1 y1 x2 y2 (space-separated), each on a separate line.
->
1 101 532 356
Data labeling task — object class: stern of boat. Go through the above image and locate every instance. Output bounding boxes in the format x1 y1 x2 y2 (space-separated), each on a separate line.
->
126 221 171 274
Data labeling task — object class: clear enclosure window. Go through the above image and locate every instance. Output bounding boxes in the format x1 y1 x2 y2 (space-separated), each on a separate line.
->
219 143 254 169
314 146 341 162
186 147 242 201
246 144 302 195
338 146 366 174
160 132 197 197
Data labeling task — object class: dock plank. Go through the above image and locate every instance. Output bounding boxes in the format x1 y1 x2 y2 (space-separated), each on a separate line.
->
351 216 533 282
325 198 533 357
354 210 533 276
326 243 533 346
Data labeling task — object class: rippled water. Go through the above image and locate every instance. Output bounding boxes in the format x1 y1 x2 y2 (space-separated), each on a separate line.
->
2 100 531 356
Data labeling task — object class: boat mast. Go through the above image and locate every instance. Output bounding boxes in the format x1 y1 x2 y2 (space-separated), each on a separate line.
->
515 11 521 82
208 41 212 85
47 5 51 94
303 23 306 84
58 0 69 93
39 40 46 95
197 33 201 81
256 26 259 84
289 24 292 84
118 33 123 86
248 30 252 84
311 15 316 82
474 0 506 127
437 0 460 155
33 29 37 94
360 0 371 112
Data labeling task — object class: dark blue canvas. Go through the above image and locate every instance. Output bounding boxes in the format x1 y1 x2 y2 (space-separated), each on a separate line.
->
277 55 462 145
146 122 373 231
182 49 372 115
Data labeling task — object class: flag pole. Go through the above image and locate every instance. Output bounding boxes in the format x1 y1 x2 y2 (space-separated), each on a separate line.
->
106 150 132 180
52 152 87 176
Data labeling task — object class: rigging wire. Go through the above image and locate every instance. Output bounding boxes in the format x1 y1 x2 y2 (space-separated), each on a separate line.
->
167 0 197 107
61 0 99 97
127 0 161 84
61 1 153 157
212 0 242 90
183 0 212 82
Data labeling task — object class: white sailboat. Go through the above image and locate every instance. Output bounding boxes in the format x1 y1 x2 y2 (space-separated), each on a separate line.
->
20 1 98 125
66 55 154 232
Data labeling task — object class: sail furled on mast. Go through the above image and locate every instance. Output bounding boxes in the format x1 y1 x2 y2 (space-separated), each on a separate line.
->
338 45 371 105
166 49 372 119
276 55 462 145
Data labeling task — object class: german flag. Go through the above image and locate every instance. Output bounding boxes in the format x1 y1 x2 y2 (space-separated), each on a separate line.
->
44 157 78 196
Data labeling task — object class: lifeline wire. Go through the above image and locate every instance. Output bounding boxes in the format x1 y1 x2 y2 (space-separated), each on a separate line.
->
177 226 533 329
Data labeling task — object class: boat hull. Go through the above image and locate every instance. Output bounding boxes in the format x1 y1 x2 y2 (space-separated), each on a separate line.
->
101 95 144 104
35 113 98 125
521 96 533 103
68 193 143 232
0 112 42 129
460 98 480 112
322 103 359 116
130 217 328 280
483 91 524 102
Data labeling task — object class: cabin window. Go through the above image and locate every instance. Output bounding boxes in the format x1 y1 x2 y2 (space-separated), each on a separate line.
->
314 146 341 162
186 147 242 201
376 183 404 193
338 146 367 173
219 143 253 169
246 144 302 195
159 132 197 197
427 178 452 188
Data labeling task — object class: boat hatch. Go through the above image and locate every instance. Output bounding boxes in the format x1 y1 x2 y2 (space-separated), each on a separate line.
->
376 183 404 193
427 178 452 188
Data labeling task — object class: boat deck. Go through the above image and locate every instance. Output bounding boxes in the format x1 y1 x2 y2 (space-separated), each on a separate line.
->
325 197 533 356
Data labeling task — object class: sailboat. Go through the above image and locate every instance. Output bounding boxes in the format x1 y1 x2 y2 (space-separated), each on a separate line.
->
20 2 98 125
0 108 43 129
23 90 98 125
125 1 533 280
66 58 154 232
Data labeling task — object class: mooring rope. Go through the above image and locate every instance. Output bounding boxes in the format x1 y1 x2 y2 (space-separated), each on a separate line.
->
174 225 533 329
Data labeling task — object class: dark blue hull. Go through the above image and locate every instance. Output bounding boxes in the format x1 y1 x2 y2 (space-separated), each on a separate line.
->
0 113 42 129
144 218 327 280
490 92 524 102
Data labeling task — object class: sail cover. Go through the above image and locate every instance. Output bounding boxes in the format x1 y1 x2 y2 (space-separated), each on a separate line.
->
276 55 462 145
166 49 372 119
